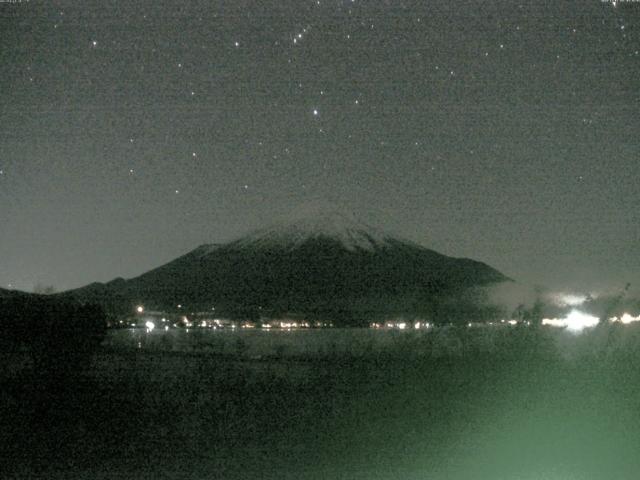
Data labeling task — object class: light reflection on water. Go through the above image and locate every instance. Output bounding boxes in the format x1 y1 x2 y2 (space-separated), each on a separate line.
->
106 326 438 358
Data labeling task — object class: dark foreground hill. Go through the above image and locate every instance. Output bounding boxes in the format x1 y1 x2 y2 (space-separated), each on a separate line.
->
60 212 509 325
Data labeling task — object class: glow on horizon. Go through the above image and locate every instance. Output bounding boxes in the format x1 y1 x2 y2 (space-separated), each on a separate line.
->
552 293 588 307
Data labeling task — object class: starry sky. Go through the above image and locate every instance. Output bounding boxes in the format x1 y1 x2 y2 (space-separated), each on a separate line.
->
1 0 638 293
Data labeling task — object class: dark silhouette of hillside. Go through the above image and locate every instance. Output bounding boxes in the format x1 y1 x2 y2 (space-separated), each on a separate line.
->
59 212 509 325
0 294 107 379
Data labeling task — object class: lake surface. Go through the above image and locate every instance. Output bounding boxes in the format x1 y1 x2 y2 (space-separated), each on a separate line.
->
103 325 537 359
105 326 449 357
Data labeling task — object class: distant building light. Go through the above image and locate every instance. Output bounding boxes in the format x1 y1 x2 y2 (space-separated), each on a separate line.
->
611 313 640 324
145 321 155 332
542 310 599 332
136 305 144 313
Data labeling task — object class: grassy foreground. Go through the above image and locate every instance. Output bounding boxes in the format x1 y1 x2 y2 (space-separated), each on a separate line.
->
2 326 640 479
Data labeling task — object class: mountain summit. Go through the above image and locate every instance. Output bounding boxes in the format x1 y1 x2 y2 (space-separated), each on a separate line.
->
63 210 509 325
230 210 395 252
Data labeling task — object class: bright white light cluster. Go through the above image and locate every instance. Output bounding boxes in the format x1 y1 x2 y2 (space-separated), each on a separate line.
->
542 309 599 332
611 313 640 324
543 311 640 332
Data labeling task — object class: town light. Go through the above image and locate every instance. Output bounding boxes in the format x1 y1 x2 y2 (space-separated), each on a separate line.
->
565 310 599 332
542 309 599 333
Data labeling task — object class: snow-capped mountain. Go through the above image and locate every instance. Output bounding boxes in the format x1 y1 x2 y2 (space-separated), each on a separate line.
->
231 211 395 252
62 210 509 325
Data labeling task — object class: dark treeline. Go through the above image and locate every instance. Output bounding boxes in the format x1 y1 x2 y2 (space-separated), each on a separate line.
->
0 295 107 379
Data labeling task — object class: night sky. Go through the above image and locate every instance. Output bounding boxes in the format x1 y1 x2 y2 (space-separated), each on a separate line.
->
1 0 638 293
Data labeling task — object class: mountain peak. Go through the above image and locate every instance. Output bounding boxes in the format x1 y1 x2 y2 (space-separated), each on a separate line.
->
231 208 395 252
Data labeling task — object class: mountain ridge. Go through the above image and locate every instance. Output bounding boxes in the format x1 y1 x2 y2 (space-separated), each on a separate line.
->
60 211 510 325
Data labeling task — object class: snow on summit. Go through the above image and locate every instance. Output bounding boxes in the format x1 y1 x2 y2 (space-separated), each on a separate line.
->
233 209 396 252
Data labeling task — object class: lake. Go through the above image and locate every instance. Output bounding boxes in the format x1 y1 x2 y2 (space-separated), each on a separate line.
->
103 325 545 359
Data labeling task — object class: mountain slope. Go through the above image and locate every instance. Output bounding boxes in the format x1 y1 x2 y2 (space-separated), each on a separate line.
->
63 212 509 324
